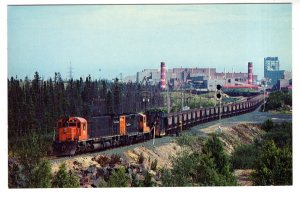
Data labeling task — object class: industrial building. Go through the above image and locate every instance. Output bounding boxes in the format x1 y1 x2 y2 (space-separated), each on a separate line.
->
131 62 257 92
263 57 292 90
264 57 285 87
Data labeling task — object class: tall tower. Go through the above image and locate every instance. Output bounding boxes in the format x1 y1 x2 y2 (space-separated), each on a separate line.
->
248 62 253 84
160 62 166 90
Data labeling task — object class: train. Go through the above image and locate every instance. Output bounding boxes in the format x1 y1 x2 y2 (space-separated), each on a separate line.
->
52 94 264 156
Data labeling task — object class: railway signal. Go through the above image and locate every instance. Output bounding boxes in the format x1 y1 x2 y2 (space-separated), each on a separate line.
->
215 84 223 133
215 84 222 100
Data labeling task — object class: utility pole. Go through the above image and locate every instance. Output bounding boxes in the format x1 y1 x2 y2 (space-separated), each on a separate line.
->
152 122 156 146
261 78 269 112
181 82 183 111
167 81 170 113
68 61 73 80
219 96 222 121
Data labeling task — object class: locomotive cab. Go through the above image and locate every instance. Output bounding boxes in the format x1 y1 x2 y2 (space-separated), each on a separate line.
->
53 117 88 156
56 117 88 142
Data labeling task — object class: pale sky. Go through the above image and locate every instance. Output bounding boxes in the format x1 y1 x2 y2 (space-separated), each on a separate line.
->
8 4 292 80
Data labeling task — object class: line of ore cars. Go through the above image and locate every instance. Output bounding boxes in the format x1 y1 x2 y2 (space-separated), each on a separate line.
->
53 94 264 156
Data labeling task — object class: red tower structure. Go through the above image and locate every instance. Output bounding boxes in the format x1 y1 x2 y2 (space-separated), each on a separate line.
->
248 62 253 84
160 62 166 90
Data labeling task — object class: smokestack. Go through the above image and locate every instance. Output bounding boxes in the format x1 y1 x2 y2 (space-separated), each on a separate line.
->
248 62 253 84
160 62 166 90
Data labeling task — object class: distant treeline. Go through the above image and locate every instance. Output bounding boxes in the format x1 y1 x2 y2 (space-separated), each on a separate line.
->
8 72 164 139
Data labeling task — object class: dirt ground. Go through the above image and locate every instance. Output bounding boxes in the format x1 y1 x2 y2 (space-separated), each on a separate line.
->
234 169 254 186
123 142 182 169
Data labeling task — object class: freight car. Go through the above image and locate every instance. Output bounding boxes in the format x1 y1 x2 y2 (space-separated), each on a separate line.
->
53 94 264 156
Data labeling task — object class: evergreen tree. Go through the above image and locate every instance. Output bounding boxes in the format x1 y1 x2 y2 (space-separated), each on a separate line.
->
143 171 155 187
251 140 292 185
30 159 52 188
107 167 130 187
106 90 113 114
52 163 80 188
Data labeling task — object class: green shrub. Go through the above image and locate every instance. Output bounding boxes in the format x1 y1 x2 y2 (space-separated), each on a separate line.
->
203 134 237 185
8 132 52 188
160 168 174 187
143 171 155 187
262 119 274 132
262 122 292 148
161 134 237 187
251 140 292 185
232 144 258 169
52 163 80 188
31 159 52 188
131 173 142 187
98 177 108 187
107 167 130 187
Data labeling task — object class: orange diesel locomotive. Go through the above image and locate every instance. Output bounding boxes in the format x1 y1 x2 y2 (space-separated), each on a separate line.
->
53 114 152 156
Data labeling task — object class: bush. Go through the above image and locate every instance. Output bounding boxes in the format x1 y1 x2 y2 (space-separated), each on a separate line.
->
30 159 52 188
98 177 108 187
160 168 174 186
251 140 292 185
52 163 80 188
110 154 121 165
131 173 142 187
143 171 155 187
96 155 110 166
107 167 130 187
161 134 237 186
232 144 258 169
262 122 292 148
162 150 195 186
202 134 237 185
261 119 274 132
8 132 52 188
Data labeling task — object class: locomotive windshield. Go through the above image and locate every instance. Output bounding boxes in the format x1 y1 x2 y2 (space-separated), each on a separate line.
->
57 119 77 128
68 122 76 127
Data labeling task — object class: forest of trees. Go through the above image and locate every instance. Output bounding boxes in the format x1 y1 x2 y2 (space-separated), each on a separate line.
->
8 72 164 152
